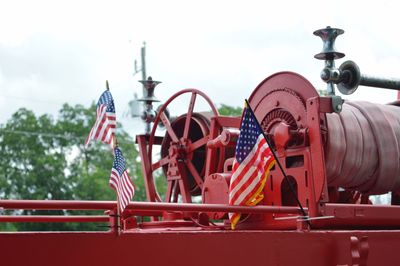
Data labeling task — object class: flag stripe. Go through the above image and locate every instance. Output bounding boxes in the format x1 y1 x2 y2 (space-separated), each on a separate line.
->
99 115 116 141
229 142 269 194
229 136 268 188
120 175 131 203
93 106 108 140
98 114 116 142
109 148 135 212
229 145 273 199
85 90 116 148
231 170 260 205
229 155 275 205
229 136 271 195
116 173 129 207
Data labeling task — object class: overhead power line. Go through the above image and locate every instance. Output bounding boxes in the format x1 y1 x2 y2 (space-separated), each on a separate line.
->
0 94 66 105
0 129 82 140
0 129 135 145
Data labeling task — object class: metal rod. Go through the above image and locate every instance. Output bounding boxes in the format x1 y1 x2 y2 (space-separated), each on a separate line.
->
0 200 117 210
360 74 400 90
0 215 109 223
337 60 400 95
129 202 303 214
0 200 304 215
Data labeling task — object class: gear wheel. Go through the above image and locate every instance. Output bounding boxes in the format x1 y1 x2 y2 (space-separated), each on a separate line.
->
262 109 297 132
260 88 306 133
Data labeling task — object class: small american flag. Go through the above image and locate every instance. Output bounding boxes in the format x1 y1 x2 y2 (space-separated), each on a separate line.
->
109 147 135 212
85 90 116 148
228 102 275 230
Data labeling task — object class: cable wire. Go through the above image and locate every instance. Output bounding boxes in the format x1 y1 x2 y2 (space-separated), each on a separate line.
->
0 129 135 145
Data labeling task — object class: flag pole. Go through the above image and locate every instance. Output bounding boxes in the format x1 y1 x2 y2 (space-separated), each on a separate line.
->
109 82 121 234
113 136 122 235
244 99 309 222
116 196 121 235
106 80 121 235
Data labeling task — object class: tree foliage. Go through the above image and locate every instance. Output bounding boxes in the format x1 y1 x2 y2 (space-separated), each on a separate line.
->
0 103 144 231
218 104 243 116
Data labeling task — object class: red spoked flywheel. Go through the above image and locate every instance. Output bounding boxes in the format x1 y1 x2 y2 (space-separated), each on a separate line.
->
147 89 219 203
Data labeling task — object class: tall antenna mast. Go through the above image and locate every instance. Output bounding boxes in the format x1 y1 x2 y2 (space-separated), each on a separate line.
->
132 42 162 134
134 42 147 96
140 42 147 96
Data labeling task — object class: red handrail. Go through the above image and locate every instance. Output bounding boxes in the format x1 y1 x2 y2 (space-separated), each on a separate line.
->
0 215 109 223
0 200 304 214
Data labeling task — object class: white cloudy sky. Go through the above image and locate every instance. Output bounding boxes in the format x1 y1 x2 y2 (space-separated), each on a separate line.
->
1 0 399 128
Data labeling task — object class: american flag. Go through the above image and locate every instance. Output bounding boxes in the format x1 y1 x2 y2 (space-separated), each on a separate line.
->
228 103 275 230
85 90 116 148
109 147 135 212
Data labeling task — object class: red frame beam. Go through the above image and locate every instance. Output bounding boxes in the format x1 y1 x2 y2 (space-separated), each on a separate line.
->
0 215 109 223
0 200 303 214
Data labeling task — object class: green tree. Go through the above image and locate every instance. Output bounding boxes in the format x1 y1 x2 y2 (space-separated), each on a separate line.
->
0 103 145 231
317 89 329 96
0 108 72 201
218 104 243 116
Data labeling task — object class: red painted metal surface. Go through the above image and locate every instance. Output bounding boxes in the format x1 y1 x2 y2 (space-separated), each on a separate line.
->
0 198 399 265
205 116 241 177
0 200 303 215
4 71 400 265
241 72 329 227
1 229 400 266
239 72 400 228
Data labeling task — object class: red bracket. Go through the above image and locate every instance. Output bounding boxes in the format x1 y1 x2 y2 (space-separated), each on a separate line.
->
350 236 369 266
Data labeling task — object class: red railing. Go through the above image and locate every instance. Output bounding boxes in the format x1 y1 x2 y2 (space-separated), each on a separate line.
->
0 215 109 223
0 199 303 213
0 200 304 231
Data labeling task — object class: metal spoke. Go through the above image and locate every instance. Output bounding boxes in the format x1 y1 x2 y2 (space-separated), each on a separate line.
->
155 193 163 202
152 156 170 171
186 160 204 189
188 136 209 153
183 92 197 139
160 111 179 143
172 181 179 203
